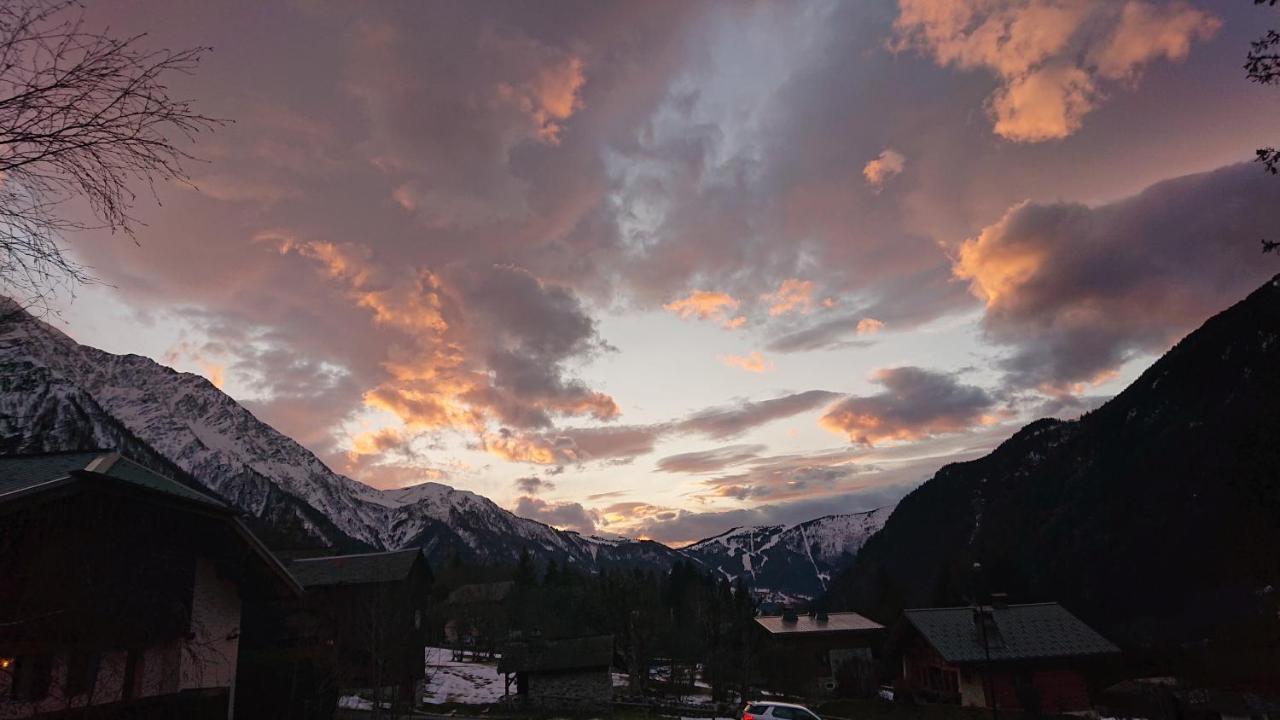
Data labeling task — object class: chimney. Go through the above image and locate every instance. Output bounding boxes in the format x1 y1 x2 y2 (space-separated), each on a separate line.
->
782 608 799 624
815 610 829 623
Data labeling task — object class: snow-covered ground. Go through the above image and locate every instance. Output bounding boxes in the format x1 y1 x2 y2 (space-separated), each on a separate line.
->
422 647 506 705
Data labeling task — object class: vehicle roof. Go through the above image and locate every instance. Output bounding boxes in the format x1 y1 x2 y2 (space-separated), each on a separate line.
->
747 701 814 710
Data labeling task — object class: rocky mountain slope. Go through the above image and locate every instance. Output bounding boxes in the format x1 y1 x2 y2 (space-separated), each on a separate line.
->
0 306 885 590
829 276 1280 683
682 509 889 600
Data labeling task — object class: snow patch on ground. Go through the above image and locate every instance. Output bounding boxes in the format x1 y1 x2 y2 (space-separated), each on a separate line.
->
422 647 506 705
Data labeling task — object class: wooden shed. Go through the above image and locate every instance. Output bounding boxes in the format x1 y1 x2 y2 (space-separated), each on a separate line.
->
498 635 614 708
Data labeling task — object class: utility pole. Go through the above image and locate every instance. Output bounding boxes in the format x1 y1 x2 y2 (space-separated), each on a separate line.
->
973 562 998 720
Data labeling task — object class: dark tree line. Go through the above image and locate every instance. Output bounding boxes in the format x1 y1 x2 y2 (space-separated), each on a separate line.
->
435 550 760 704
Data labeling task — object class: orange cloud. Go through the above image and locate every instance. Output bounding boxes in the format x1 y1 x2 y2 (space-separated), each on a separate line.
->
1091 1 1221 81
482 431 577 465
856 318 885 335
951 201 1048 309
863 149 906 188
347 426 407 459
718 351 775 374
761 278 815 316
497 53 585 145
664 290 745 329
893 0 1220 142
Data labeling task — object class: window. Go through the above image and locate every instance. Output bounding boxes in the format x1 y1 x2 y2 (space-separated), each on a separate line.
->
772 707 797 720
66 652 100 697
11 655 52 702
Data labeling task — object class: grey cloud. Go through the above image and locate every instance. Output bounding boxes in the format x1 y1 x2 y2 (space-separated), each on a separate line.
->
956 163 1280 391
820 367 996 445
656 444 766 473
676 390 841 440
514 476 555 495
514 496 598 535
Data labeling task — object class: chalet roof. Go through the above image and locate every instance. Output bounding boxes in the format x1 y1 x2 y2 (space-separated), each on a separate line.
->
446 580 515 604
756 611 883 635
0 450 300 597
498 635 614 674
288 548 423 587
903 602 1120 665
0 450 224 508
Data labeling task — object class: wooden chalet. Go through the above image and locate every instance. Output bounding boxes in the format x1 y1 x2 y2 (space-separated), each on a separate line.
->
0 451 301 719
287 549 432 704
895 601 1121 713
498 635 614 708
755 610 885 697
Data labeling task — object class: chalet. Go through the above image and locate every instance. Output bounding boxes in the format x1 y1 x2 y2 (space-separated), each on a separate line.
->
755 610 885 697
443 581 514 658
287 549 432 705
895 601 1121 713
498 635 614 708
0 451 301 719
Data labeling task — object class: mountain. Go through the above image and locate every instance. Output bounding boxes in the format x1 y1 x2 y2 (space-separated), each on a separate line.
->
0 306 888 592
828 276 1280 683
0 306 687 571
682 509 889 601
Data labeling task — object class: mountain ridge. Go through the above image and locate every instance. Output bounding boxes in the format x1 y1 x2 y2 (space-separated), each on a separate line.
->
828 275 1280 680
0 306 885 595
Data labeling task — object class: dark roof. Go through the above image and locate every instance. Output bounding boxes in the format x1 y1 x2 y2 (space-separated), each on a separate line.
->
446 580 515 604
0 451 299 597
903 602 1120 665
498 635 613 674
0 451 224 508
288 548 423 587
756 611 883 635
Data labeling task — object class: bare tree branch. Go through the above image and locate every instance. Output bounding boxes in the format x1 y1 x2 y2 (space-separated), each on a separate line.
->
0 0 223 311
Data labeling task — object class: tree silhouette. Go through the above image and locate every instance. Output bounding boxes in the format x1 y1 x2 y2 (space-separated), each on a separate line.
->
1250 1 1280 253
0 0 222 310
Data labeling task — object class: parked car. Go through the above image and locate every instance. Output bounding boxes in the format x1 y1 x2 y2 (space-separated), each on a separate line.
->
742 701 822 720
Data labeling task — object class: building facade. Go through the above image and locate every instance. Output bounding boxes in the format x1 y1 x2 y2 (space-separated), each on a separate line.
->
0 451 300 719
896 602 1121 714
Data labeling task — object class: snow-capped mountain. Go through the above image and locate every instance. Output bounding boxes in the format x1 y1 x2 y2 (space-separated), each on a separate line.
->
0 306 888 592
681 509 889 600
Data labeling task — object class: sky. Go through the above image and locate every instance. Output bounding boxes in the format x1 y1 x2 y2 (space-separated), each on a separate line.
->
37 0 1280 546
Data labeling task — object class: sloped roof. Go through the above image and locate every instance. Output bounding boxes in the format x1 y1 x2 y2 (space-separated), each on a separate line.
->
498 635 614 674
756 611 883 635
288 548 423 587
904 602 1120 664
446 580 515 604
0 450 224 508
0 450 299 596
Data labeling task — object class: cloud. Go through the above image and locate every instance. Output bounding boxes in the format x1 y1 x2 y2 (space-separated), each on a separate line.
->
484 389 840 465
761 278 815 316
857 318 884 335
483 424 665 466
766 314 880 353
663 290 745 329
677 390 842 439
819 367 996 445
656 444 766 473
718 351 774 373
892 0 1220 142
514 496 597 535
952 162 1280 391
514 476 555 495
863 148 906 188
